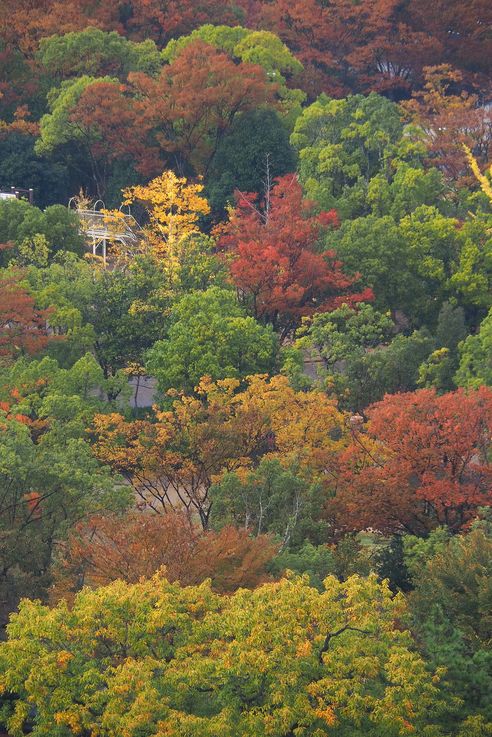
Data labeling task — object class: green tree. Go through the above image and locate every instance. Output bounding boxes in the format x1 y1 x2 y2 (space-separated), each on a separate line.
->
296 302 394 373
86 256 172 379
37 27 162 80
206 109 296 214
407 526 492 727
0 198 83 263
456 306 492 387
210 458 326 548
418 302 467 391
351 329 435 408
288 304 435 410
449 216 492 315
291 92 404 219
147 287 279 394
25 252 97 367
332 206 466 323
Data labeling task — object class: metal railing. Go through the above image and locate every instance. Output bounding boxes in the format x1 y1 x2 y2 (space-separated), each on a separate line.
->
69 199 145 264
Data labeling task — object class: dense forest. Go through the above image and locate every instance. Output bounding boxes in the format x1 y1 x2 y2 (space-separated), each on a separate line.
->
0 1 492 735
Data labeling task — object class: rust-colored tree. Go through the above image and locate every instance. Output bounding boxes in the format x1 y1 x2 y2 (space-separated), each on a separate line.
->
0 272 53 361
128 40 277 176
329 387 492 536
247 0 441 98
219 174 372 338
51 511 278 599
67 80 139 198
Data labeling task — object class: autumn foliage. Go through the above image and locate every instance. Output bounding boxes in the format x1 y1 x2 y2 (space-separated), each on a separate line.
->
129 40 278 175
0 273 53 360
330 388 492 535
219 175 373 336
51 511 278 598
91 374 349 527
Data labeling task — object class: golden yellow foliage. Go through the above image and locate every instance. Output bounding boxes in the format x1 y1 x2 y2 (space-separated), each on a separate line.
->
122 171 210 258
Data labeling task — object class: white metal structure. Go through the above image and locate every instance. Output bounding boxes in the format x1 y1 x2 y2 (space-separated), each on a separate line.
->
69 199 144 265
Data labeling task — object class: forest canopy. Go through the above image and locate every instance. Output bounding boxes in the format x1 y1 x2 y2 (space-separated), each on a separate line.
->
1 2 492 736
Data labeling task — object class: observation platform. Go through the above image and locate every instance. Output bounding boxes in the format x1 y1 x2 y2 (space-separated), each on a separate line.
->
70 199 145 265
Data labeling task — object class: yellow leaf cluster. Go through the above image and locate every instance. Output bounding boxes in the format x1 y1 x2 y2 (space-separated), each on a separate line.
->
122 171 210 257
464 145 492 203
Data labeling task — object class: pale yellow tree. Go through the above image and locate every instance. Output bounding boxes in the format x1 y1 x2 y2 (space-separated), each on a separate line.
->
464 145 492 202
122 171 210 259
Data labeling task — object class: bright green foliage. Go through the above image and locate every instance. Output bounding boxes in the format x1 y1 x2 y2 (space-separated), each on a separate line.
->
291 93 404 219
403 528 452 582
456 306 492 387
210 459 326 547
0 353 130 442
25 252 173 373
88 259 172 378
162 25 249 60
333 206 466 322
0 199 83 261
35 75 117 156
24 253 97 366
289 304 435 409
297 302 393 369
147 287 279 394
162 233 228 293
0 573 446 737
449 216 492 312
367 159 446 221
206 109 296 213
37 27 162 79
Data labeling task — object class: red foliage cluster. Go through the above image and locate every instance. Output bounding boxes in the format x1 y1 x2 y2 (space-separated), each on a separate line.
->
330 387 492 536
0 273 54 361
219 174 373 336
2 0 490 98
245 0 492 97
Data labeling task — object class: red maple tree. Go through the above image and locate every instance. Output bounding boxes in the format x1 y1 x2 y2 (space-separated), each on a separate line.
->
329 387 492 536
219 174 373 337
0 273 53 361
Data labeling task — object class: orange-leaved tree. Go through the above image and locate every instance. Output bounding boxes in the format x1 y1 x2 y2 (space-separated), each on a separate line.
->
0 272 54 361
51 511 278 599
91 374 349 528
329 387 492 536
402 65 492 182
128 39 278 175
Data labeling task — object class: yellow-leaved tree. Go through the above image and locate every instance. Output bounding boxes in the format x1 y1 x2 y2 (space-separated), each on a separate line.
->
464 145 492 202
0 573 447 737
123 170 210 260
